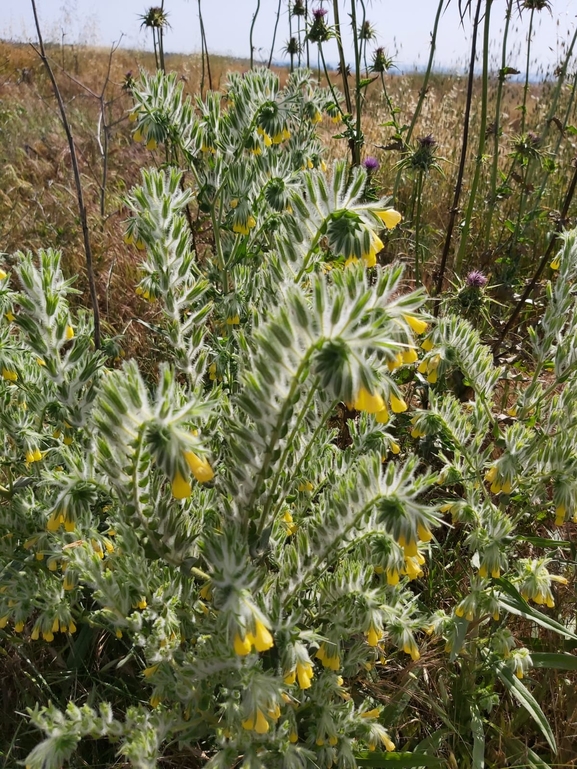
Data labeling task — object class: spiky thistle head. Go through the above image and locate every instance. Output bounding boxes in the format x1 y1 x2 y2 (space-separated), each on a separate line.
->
371 47 394 74
140 6 170 29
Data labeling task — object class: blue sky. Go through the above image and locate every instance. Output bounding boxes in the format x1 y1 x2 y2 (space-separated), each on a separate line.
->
2 0 576 74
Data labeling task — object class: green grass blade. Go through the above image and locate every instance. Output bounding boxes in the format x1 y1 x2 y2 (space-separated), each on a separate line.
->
530 652 577 670
492 660 556 754
495 578 577 641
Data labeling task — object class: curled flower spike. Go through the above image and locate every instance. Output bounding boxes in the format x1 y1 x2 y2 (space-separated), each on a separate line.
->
352 387 385 414
375 209 402 229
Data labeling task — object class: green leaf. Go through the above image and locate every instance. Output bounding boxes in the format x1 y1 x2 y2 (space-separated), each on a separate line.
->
514 535 571 548
530 652 577 670
492 660 556 753
356 752 444 767
495 578 577 641
470 702 485 769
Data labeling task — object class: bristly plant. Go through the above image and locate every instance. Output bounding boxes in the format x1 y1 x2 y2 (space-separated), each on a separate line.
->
0 67 576 769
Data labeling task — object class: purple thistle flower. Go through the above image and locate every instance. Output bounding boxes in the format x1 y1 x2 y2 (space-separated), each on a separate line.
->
363 156 380 172
466 270 488 288
313 7 328 20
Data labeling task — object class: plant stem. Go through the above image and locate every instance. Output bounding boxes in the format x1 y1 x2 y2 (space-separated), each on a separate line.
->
332 0 353 116
485 0 513 252
434 0 482 308
520 7 535 136
268 0 283 68
414 169 424 284
30 0 101 349
394 0 444 199
455 0 492 272
349 0 363 166
250 0 261 69
198 0 213 95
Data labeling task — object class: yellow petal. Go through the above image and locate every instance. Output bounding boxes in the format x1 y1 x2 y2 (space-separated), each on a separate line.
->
172 471 192 500
390 393 408 413
354 387 385 414
183 451 215 483
376 209 402 229
234 632 253 656
404 315 428 335
252 619 274 652
402 347 419 365
65 325 75 340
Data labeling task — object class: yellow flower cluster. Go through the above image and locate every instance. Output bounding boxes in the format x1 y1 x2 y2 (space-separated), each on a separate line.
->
25 447 43 464
315 642 340 671
233 618 274 656
484 465 512 495
232 216 256 236
284 659 314 688
242 703 281 734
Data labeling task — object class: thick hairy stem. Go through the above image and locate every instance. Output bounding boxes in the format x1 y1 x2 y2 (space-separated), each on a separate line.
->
434 0 482 309
30 0 101 349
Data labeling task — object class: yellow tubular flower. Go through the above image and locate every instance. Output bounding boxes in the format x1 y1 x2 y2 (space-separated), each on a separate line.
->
383 735 396 752
386 568 400 586
283 669 296 685
555 505 566 526
5 311 15 322
403 640 420 661
289 731 299 743
0 269 7 280
375 209 402 229
376 404 389 424
402 347 419 365
2 368 17 382
65 325 74 340
421 337 434 351
172 471 192 500
404 314 429 335
296 661 314 689
234 633 253 656
390 441 401 455
550 256 560 270
133 129 143 143
183 451 215 483
390 393 408 413
251 619 274 652
417 522 432 542
363 233 384 267
366 625 380 647
353 387 385 414
146 138 157 151
387 352 403 372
